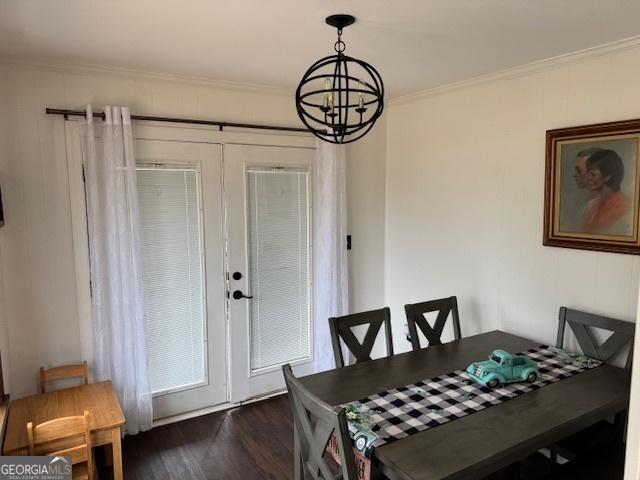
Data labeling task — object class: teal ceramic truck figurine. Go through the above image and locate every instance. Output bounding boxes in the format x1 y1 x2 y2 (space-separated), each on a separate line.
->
466 349 539 388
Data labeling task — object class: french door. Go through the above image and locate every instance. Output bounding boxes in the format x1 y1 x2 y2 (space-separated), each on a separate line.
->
136 139 316 412
135 139 228 419
225 144 316 402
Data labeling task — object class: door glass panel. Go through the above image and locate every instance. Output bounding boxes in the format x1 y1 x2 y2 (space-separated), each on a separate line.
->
246 168 311 372
137 166 206 393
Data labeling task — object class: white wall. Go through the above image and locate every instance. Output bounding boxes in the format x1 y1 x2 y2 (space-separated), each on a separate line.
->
347 116 387 314
385 46 640 354
0 66 11 392
345 117 388 359
0 61 381 398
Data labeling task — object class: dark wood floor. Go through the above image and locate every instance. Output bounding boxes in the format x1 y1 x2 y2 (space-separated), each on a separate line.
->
116 395 516 480
121 395 295 479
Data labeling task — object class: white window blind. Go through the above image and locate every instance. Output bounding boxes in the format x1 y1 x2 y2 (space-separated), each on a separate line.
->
136 166 206 394
247 168 311 372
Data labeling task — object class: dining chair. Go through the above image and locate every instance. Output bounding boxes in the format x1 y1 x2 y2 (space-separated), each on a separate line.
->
282 364 358 480
550 307 635 462
27 410 95 480
404 296 461 350
329 307 393 368
40 361 89 393
556 307 635 368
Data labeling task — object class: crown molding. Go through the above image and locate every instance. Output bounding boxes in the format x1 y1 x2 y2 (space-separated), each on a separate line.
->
4 34 640 104
390 34 640 106
0 56 294 97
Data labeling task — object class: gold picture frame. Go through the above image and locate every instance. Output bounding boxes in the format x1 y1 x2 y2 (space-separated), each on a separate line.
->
544 119 640 255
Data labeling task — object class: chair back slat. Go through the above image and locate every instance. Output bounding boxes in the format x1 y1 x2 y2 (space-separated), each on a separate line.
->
40 361 89 393
329 307 393 368
557 307 635 369
46 444 89 464
404 296 461 350
28 416 87 445
27 410 94 480
283 364 357 480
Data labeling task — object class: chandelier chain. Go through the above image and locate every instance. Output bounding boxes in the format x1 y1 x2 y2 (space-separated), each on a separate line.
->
334 28 346 54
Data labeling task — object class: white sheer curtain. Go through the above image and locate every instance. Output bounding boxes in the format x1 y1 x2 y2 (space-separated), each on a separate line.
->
83 105 153 434
313 140 349 372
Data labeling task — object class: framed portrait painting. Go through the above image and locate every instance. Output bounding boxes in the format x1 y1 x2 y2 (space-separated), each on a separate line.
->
544 119 640 255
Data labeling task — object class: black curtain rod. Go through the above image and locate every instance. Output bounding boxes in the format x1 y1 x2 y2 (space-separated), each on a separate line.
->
45 108 315 134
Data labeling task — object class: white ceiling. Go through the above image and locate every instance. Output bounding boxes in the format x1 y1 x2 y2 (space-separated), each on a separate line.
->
2 0 640 97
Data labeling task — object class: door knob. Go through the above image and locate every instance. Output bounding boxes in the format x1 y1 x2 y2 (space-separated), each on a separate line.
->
232 290 253 300
232 271 242 280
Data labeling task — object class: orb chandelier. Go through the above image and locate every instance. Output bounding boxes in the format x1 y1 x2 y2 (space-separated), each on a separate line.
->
295 14 384 144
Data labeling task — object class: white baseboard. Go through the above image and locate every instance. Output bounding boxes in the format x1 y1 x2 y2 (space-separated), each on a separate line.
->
151 389 287 428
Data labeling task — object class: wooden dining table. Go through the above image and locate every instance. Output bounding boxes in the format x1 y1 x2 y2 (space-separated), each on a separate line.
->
3 381 125 480
299 330 631 480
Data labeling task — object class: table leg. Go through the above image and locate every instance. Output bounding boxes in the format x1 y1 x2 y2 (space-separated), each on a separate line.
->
614 409 628 442
111 427 123 480
104 444 113 466
508 462 520 480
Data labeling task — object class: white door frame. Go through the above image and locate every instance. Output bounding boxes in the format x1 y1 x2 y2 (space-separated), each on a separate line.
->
65 121 94 366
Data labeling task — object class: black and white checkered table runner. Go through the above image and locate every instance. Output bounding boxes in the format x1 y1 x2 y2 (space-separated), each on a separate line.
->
347 345 602 449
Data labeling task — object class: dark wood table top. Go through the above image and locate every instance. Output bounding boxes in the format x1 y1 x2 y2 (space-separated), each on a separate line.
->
299 330 631 480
